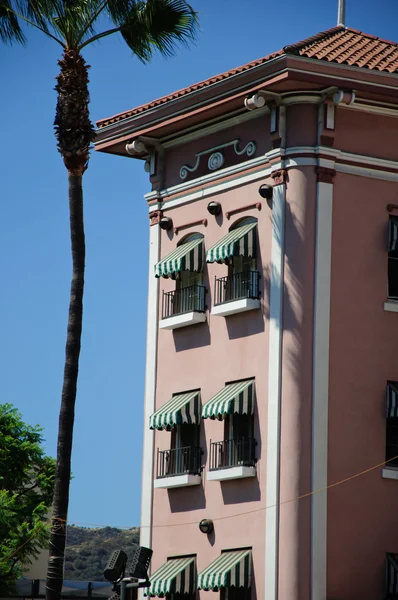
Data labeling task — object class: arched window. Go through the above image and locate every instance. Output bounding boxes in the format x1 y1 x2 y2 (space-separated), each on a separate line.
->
228 217 258 274
176 232 204 289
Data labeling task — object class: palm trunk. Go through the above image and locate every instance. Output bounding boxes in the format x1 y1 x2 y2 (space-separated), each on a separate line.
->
46 173 85 600
46 49 94 600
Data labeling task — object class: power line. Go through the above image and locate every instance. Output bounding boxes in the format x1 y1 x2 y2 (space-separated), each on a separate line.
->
2 452 395 566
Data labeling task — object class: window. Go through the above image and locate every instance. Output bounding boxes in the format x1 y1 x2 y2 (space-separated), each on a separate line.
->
204 380 257 472
220 413 255 468
386 382 398 468
174 269 204 314
161 233 206 318
212 217 259 305
226 589 251 600
167 423 201 476
388 217 398 300
386 419 398 467
222 588 251 600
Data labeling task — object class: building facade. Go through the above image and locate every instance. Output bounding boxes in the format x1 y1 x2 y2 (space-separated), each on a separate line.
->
95 26 398 600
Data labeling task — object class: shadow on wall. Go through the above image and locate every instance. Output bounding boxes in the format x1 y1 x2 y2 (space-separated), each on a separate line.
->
221 476 261 505
262 198 302 383
173 321 211 352
225 309 265 340
168 482 206 513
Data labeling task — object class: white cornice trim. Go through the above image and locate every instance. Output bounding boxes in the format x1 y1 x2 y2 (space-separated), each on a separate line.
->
145 153 272 202
155 161 275 210
289 55 398 83
336 163 398 181
342 102 398 119
289 65 398 92
145 146 398 209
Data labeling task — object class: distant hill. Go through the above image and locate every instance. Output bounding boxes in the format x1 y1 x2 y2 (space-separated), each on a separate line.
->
65 525 139 581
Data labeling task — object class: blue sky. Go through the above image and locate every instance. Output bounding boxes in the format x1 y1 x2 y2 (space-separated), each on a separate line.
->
1 0 397 530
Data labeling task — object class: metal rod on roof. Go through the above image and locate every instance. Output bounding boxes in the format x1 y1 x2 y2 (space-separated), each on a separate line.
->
337 0 346 26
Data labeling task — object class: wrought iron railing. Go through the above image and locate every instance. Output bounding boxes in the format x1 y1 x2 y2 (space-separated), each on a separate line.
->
156 446 202 478
209 438 256 471
162 284 206 319
214 271 260 305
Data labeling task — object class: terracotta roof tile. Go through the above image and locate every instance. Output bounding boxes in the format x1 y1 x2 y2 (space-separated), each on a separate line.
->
293 27 398 73
97 26 398 129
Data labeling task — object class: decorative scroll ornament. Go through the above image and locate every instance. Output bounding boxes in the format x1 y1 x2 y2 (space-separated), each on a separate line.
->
208 152 225 171
180 139 257 180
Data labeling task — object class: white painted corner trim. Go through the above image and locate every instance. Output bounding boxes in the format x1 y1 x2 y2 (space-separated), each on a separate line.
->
311 180 333 600
206 466 256 481
139 224 160 553
159 311 206 330
211 298 260 317
154 474 202 488
265 182 285 600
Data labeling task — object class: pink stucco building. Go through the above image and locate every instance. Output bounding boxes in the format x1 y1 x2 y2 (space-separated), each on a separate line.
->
95 25 398 600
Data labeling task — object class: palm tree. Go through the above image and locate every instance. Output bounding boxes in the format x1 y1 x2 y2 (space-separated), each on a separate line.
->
0 2 198 600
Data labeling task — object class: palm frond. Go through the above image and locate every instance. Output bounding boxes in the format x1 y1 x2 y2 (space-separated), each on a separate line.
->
107 0 198 61
0 0 26 43
1 0 108 47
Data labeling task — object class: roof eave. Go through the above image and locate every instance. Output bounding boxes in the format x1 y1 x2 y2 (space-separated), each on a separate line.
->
95 55 398 157
94 54 288 146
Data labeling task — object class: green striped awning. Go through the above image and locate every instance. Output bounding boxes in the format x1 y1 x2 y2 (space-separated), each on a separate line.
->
150 391 200 430
198 549 252 591
202 380 255 419
145 556 196 597
206 222 257 264
155 237 203 278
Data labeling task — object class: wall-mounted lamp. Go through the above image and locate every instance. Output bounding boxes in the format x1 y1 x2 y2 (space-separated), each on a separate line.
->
258 184 273 209
199 519 214 534
159 216 173 231
207 201 222 216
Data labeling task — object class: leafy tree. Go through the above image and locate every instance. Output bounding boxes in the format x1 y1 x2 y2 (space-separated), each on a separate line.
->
0 404 55 596
0 3 198 600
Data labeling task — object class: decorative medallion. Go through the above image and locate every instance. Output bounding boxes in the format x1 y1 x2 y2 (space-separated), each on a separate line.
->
208 152 225 171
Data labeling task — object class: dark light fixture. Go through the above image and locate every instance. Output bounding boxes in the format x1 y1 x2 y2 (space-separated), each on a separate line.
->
128 546 153 580
258 184 273 209
207 201 222 216
199 518 214 534
258 184 273 201
159 216 173 231
103 549 128 583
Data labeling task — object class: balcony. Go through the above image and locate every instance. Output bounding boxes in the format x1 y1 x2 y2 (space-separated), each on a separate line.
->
154 446 202 489
211 271 260 317
207 438 257 481
159 284 207 330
